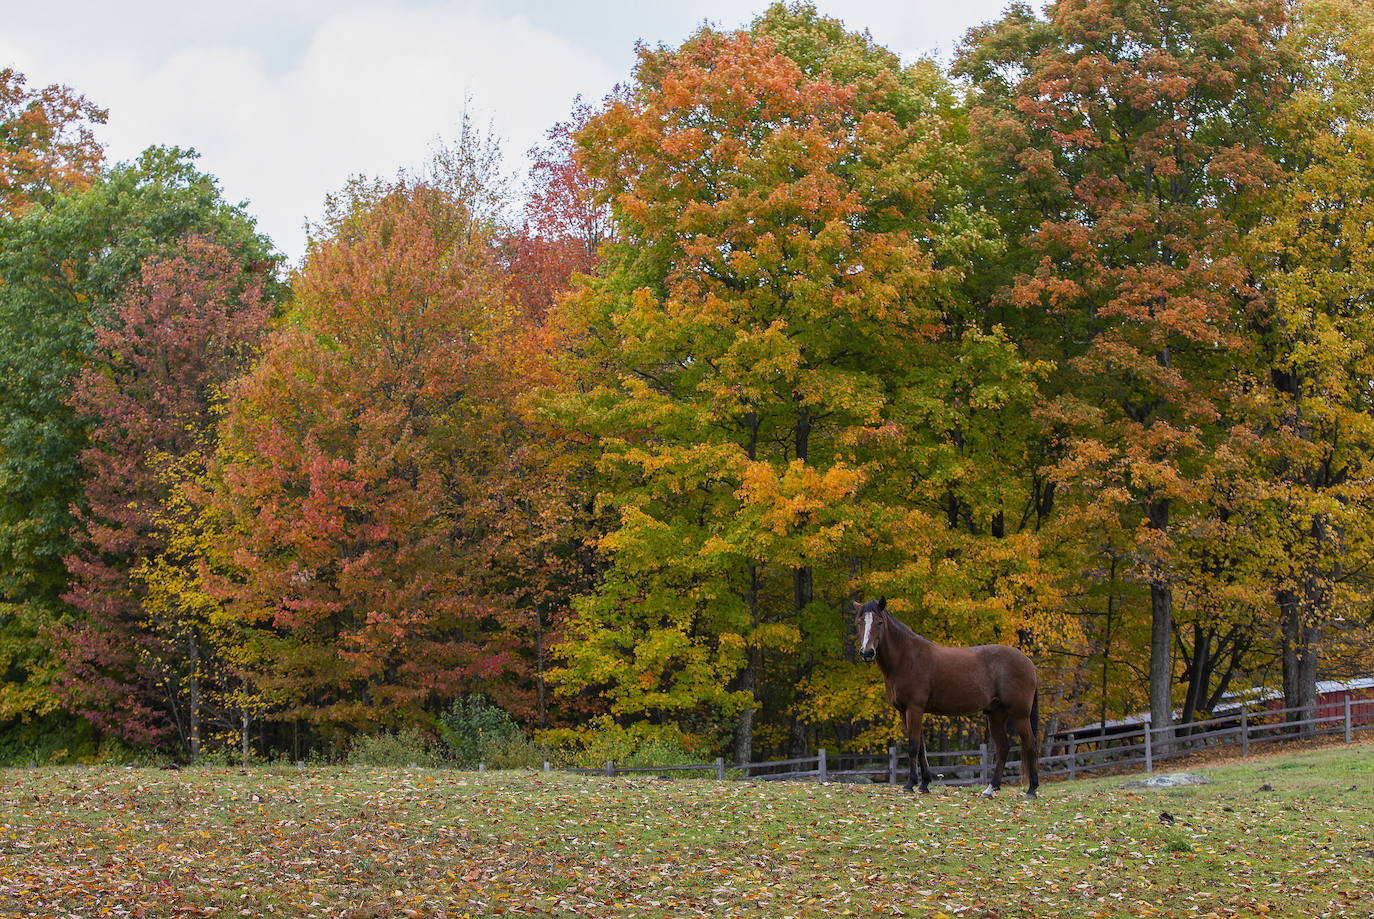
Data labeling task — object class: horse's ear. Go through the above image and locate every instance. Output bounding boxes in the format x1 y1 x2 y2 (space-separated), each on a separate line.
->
852 600 861 611
878 597 887 611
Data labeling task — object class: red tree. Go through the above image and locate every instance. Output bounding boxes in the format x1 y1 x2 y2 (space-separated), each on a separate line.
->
58 236 271 749
505 101 611 320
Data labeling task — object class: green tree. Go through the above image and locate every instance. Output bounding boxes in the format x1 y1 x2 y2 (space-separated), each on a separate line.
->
0 147 277 733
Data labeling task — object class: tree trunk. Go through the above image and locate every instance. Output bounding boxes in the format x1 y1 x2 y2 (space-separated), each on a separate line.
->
1179 622 1209 728
734 562 760 766
188 632 201 763
534 603 548 729
1147 498 1174 750
793 403 813 619
1099 553 1119 730
733 652 756 766
1279 589 1318 736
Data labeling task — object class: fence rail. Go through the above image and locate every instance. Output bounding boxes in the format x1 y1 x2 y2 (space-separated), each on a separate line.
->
539 697 1374 786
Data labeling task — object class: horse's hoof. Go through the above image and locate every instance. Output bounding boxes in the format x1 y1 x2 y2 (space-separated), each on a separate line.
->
1025 790 1039 800
918 785 930 794
981 784 997 798
903 784 915 793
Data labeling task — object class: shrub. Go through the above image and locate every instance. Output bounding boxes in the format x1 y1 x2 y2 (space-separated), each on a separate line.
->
346 727 445 768
437 696 536 768
478 731 546 770
0 714 100 765
539 717 703 770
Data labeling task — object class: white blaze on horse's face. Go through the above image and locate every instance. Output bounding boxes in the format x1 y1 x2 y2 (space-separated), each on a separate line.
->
858 610 877 662
854 598 885 662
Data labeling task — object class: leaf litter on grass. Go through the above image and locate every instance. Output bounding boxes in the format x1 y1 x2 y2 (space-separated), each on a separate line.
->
1 742 1371 918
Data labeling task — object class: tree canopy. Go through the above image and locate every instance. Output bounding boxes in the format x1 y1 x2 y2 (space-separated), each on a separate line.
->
3 2 1373 762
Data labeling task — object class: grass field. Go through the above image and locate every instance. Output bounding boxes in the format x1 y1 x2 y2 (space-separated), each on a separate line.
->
2 740 1370 919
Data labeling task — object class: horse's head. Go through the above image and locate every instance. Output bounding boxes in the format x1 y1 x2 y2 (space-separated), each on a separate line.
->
853 597 888 663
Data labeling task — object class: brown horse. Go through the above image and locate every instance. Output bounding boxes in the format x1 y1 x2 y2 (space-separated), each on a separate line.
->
855 597 1040 798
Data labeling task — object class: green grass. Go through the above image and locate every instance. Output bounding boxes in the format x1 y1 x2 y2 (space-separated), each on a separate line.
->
1 741 1370 918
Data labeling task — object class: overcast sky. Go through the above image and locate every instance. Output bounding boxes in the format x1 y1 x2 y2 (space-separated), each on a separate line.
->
3 1 1016 263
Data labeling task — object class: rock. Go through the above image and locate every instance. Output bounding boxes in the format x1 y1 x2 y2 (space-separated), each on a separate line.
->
1122 772 1210 789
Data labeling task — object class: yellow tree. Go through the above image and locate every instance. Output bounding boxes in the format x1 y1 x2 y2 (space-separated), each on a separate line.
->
1239 0 1374 724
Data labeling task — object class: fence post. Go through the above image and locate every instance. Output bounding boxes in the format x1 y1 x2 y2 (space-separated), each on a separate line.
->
979 743 989 785
604 760 614 778
1143 718 1153 773
1345 696 1353 744
1067 736 1076 781
1240 709 1249 757
818 748 827 783
716 756 725 780
888 745 898 785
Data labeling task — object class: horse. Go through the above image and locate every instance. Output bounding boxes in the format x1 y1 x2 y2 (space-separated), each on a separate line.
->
854 597 1040 798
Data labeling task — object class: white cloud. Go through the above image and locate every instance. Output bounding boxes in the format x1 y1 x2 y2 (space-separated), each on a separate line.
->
3 2 614 263
2 1 1018 263
807 0 1017 60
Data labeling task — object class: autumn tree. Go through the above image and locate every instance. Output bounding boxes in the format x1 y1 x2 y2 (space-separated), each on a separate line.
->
58 237 273 754
957 0 1292 738
545 4 1052 761
1237 0 1374 725
0 67 105 215
0 148 276 743
208 178 532 741
505 100 612 320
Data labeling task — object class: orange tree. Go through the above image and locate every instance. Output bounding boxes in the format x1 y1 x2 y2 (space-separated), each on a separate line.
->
544 4 1056 760
0 67 104 215
206 178 549 744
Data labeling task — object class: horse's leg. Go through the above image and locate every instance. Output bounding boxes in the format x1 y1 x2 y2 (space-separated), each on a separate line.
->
983 709 1010 798
903 708 929 793
1013 712 1040 798
918 737 932 793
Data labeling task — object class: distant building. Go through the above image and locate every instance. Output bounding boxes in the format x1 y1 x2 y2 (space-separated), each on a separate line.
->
1052 676 1374 752
1213 677 1374 725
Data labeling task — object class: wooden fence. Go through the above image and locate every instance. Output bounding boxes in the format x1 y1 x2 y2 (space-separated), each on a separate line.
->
546 696 1374 785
